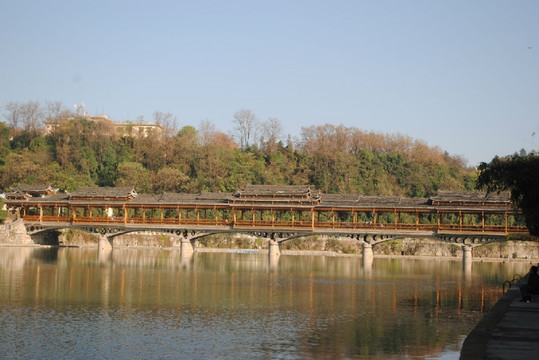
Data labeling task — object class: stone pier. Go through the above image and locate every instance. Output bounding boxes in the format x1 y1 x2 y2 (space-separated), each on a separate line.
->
98 235 112 250
268 239 281 257
362 242 374 270
462 244 473 262
180 237 194 257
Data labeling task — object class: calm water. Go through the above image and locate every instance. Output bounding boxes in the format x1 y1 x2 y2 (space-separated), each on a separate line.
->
0 247 531 360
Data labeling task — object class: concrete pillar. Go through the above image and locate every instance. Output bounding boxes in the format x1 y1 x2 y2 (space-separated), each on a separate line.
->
98 235 112 251
462 245 472 262
362 242 373 270
180 237 194 258
268 239 281 257
362 242 373 260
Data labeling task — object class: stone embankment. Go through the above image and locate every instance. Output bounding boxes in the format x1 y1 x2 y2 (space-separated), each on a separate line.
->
50 231 539 258
0 219 33 245
460 284 539 359
2 225 539 261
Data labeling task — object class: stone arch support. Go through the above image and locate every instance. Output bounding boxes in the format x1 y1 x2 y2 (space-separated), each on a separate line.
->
462 244 473 261
98 235 112 250
268 239 281 257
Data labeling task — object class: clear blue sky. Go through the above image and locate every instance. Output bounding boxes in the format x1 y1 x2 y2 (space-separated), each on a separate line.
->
1 0 538 165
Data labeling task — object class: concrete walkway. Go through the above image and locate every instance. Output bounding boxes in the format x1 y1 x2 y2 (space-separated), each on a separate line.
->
460 286 539 359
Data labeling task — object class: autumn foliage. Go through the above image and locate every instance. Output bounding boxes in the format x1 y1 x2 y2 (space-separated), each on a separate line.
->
0 107 475 196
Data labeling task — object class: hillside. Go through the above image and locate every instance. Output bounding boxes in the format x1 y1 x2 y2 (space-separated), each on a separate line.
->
0 118 476 196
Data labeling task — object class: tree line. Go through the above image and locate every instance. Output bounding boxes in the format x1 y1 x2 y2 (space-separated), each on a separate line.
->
0 100 477 197
477 151 539 236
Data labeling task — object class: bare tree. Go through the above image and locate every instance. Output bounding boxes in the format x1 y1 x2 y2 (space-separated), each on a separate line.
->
21 101 44 132
4 102 22 131
45 101 63 120
3 100 44 133
260 117 283 147
232 109 258 150
45 101 71 122
153 111 177 137
198 119 216 146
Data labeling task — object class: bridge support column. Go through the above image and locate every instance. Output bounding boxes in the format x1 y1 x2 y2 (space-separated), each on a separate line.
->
462 245 473 262
362 242 373 270
98 235 112 251
268 239 281 257
180 237 194 257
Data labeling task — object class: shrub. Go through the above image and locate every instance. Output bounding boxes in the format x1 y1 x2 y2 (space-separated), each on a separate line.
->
0 209 7 224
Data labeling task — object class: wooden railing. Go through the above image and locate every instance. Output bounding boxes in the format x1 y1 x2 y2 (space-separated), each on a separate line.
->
19 214 528 234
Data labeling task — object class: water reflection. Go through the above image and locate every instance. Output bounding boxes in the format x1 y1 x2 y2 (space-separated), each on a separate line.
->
179 249 194 270
268 252 280 271
0 247 532 359
97 247 112 265
463 256 473 281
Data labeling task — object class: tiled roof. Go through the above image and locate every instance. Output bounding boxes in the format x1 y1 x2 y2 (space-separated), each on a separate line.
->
320 194 428 208
234 185 320 198
430 190 511 204
22 193 70 202
4 192 30 200
9 184 58 193
69 187 137 199
2 186 516 211
130 192 230 205
319 194 361 205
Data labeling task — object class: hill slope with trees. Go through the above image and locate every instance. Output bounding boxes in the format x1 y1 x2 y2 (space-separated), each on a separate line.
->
0 101 476 196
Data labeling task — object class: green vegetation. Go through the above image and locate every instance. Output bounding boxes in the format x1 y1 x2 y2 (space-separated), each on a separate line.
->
477 152 539 235
0 197 7 224
0 102 476 196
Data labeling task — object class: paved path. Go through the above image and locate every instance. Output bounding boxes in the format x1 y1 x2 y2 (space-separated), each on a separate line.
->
460 286 539 359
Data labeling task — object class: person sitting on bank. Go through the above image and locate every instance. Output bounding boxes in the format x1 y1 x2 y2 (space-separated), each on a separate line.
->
520 265 539 302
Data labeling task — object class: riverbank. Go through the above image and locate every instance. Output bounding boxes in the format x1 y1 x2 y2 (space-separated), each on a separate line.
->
2 226 539 262
460 284 539 359
59 230 539 262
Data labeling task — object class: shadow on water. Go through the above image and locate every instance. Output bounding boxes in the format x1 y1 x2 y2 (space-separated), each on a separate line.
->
31 247 59 263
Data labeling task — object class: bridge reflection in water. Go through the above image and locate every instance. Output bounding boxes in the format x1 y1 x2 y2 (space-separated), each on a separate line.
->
0 247 531 359
4 185 528 262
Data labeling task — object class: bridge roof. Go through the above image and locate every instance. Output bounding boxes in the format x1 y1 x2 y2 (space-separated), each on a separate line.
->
5 184 59 199
130 192 231 205
9 184 59 193
68 187 137 200
319 194 430 209
430 190 511 205
233 185 320 199
2 186 516 212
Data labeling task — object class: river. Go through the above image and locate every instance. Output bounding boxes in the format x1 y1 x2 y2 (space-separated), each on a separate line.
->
0 247 531 359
